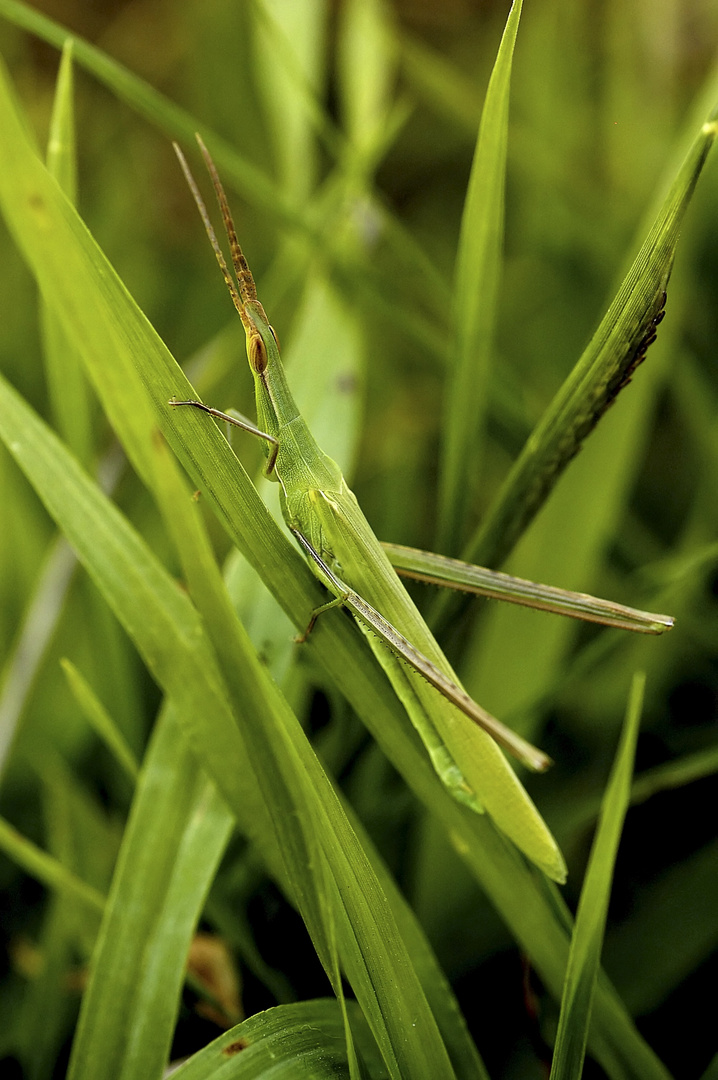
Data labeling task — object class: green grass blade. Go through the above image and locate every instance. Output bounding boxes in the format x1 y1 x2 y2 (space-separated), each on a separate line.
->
0 535 77 780
462 112 718 573
549 672 645 1080
59 659 139 782
171 999 385 1080
333 793 490 1080
0 814 105 915
437 0 523 553
67 707 233 1080
252 0 332 199
338 0 397 172
42 39 93 470
45 38 76 200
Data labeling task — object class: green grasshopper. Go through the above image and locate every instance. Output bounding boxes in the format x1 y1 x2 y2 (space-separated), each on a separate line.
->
171 136 673 882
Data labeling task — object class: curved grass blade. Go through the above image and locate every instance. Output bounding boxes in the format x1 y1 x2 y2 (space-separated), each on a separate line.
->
549 673 645 1079
438 0 523 553
455 112 717 575
384 542 674 633
171 999 385 1080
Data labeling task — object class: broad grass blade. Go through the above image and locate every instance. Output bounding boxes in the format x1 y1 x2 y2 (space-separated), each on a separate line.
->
171 999 385 1080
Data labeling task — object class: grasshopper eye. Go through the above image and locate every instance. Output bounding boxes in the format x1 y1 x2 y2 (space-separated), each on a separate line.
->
248 333 268 373
269 325 280 350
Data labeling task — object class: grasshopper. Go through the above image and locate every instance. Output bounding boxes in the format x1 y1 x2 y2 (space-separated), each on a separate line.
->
170 137 672 881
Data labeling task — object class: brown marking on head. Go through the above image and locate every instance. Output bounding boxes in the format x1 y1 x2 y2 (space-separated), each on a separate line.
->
248 333 268 374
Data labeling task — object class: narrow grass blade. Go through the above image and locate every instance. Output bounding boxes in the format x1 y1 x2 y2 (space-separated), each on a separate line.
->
252 0 333 198
43 39 93 469
384 542 674 633
460 113 718 573
0 536 77 780
67 707 233 1080
45 39 76 198
0 814 105 915
549 672 645 1080
437 0 523 553
338 0 397 170
60 659 139 782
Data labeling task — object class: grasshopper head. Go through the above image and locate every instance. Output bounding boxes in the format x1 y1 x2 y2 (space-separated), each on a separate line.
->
175 136 281 379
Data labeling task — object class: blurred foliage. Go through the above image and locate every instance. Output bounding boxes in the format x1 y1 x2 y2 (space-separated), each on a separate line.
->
0 1 717 1078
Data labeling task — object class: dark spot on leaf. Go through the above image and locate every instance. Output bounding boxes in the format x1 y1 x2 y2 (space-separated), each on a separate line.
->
222 1037 250 1055
335 373 357 394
